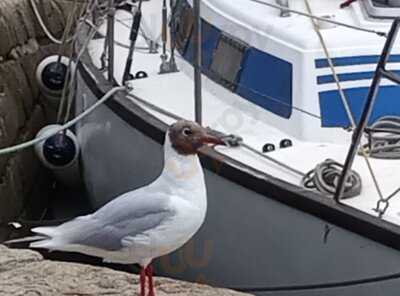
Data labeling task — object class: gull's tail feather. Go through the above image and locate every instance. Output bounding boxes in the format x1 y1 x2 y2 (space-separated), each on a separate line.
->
5 226 59 249
31 226 58 238
29 226 61 249
4 235 47 245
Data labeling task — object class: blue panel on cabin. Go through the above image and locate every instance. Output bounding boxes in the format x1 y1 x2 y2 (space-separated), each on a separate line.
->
317 71 400 84
315 55 400 68
319 86 400 127
183 21 220 70
236 48 293 118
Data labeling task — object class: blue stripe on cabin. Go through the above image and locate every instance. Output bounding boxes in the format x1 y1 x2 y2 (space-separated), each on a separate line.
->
180 18 293 119
315 55 400 68
317 70 400 84
182 21 221 71
319 85 400 127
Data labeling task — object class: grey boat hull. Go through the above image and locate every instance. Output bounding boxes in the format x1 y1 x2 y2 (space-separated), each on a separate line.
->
75 61 400 295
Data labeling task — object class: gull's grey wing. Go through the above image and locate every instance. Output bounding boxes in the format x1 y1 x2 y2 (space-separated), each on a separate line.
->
51 190 175 251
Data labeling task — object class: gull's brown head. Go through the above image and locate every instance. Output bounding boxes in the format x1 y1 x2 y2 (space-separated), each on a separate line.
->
168 120 226 155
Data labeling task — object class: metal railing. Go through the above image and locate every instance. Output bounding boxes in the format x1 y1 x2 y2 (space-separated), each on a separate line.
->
334 19 400 202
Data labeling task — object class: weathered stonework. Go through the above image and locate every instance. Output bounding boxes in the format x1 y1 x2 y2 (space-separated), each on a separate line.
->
0 0 79 241
0 245 252 296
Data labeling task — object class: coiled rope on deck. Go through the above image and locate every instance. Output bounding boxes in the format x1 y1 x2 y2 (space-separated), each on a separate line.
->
364 116 400 159
302 159 362 199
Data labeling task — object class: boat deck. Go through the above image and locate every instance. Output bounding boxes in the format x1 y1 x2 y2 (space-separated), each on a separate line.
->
87 5 400 226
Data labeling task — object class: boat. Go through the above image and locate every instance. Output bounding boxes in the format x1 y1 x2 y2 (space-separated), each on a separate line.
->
73 0 400 294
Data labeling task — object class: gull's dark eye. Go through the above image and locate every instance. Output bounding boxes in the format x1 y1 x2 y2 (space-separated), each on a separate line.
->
182 127 193 136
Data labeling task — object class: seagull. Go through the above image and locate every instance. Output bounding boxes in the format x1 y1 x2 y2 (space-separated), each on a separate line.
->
6 120 226 296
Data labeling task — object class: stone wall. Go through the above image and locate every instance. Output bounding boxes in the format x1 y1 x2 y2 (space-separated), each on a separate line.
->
0 245 252 296
0 0 76 240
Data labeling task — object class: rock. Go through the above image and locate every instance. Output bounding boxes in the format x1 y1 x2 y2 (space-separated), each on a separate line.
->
0 245 42 273
0 245 251 296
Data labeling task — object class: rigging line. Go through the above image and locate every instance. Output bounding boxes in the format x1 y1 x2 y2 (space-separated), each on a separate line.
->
30 0 77 44
56 1 99 123
115 15 159 44
304 0 385 203
127 45 321 120
126 93 305 178
64 28 99 123
84 19 150 50
304 0 355 128
0 86 125 156
56 1 82 123
122 41 321 121
247 0 387 37
233 80 321 120
241 142 305 177
114 7 171 47
386 187 400 203
113 14 322 122
114 17 153 47
168 50 322 120
57 0 79 60
48 0 93 3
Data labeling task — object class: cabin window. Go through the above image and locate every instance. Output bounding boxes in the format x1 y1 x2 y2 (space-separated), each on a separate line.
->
181 21 221 69
372 0 400 7
209 34 248 91
172 0 293 119
364 0 400 18
236 48 293 119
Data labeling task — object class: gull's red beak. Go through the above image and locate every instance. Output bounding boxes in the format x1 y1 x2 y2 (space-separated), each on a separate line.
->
200 130 226 146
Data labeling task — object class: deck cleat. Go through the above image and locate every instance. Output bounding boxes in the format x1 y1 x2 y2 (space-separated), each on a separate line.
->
280 139 293 149
262 143 275 153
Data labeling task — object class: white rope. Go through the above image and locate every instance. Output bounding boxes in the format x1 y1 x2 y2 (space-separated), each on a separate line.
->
126 92 305 177
56 0 102 123
304 0 356 128
56 1 85 123
30 0 74 44
304 0 385 202
62 27 99 123
0 87 126 156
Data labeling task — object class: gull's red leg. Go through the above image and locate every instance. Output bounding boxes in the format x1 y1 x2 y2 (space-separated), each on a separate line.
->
140 267 146 296
145 265 155 296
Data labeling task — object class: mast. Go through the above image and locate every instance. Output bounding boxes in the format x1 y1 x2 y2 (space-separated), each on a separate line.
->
107 0 115 83
193 0 202 124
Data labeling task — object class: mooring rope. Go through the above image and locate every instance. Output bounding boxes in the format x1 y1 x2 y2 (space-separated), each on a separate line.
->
0 86 125 156
30 0 78 44
126 93 305 178
304 0 384 201
302 159 362 199
364 116 400 159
